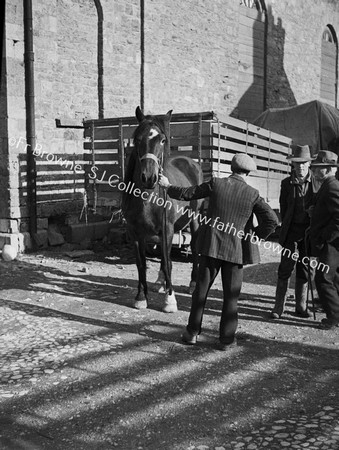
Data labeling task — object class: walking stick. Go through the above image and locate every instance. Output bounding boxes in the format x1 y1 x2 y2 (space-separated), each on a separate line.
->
307 258 316 321
305 227 316 321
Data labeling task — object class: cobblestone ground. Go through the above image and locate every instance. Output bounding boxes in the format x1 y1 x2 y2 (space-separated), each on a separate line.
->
0 244 338 450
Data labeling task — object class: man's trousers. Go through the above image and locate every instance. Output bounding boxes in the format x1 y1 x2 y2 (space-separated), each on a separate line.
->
187 255 243 344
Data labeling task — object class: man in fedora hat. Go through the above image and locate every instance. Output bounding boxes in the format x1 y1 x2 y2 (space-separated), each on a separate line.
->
271 144 318 319
159 153 278 350
309 150 339 329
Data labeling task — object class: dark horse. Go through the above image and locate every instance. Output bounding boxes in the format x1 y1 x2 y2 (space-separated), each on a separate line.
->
122 107 204 312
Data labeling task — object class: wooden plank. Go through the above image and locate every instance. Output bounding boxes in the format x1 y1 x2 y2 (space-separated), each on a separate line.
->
211 129 290 155
170 148 200 159
84 164 123 179
204 148 290 169
208 141 290 165
211 120 292 145
83 152 120 162
84 124 137 140
83 111 216 129
22 187 84 197
205 155 289 173
169 135 211 148
205 160 289 178
84 141 121 151
170 121 208 138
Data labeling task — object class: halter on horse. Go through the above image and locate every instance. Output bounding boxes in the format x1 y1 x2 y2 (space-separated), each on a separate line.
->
122 107 203 312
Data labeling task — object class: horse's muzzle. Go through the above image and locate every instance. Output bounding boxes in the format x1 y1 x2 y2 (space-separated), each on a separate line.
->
141 172 158 189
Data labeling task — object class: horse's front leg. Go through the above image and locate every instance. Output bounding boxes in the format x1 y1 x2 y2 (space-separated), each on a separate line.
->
133 239 148 309
160 227 178 313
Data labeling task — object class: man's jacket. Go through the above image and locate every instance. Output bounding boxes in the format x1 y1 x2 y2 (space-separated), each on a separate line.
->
278 171 314 246
309 176 339 255
167 174 278 265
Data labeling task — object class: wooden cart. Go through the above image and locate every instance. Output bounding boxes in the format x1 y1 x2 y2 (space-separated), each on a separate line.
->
83 111 292 213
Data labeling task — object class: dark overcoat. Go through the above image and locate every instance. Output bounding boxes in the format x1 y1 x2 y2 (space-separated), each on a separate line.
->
309 176 339 255
278 172 314 246
167 174 278 265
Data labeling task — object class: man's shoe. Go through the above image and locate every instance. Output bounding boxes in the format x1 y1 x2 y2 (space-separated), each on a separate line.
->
215 339 237 351
295 309 312 318
270 311 281 319
181 329 198 345
318 318 339 330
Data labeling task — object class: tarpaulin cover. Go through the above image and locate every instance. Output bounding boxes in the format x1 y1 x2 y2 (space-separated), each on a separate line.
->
253 100 339 155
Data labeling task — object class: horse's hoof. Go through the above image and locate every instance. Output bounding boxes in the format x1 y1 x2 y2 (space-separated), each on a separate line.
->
162 303 178 313
162 292 178 313
134 300 147 310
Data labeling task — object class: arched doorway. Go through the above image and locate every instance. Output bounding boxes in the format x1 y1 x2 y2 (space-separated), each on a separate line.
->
320 25 338 107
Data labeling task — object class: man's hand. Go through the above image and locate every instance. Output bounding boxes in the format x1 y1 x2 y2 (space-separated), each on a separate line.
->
159 174 171 188
307 206 314 218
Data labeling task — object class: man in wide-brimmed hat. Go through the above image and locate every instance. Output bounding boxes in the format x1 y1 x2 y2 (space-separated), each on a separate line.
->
271 144 318 319
159 153 278 350
309 150 339 329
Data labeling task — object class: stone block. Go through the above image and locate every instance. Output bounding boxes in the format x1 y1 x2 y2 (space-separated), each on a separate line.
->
0 219 20 233
0 232 26 253
66 221 111 244
48 229 65 246
66 222 95 244
37 218 49 230
93 222 110 240
33 230 49 248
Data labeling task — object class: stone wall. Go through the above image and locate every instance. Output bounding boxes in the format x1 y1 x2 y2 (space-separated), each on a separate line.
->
266 0 339 108
1 0 339 248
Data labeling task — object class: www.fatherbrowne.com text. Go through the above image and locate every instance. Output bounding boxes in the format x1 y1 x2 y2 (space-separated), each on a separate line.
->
10 136 329 274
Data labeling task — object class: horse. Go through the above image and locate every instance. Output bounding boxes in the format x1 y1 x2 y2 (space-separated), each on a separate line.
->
122 106 204 312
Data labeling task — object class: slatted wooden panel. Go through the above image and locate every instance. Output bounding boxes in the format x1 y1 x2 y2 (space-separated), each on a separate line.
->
83 120 137 210
320 39 337 106
207 115 292 207
19 154 86 206
238 4 266 122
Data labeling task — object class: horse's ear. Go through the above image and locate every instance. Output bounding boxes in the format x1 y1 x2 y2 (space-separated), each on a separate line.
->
135 106 145 123
165 110 173 122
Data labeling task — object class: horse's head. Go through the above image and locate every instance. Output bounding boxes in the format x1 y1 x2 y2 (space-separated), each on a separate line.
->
133 106 172 189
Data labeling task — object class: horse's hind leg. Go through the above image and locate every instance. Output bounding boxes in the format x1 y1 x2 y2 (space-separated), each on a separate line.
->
134 239 148 309
161 229 178 313
188 218 200 294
